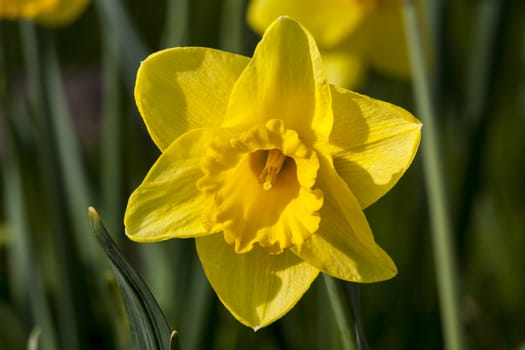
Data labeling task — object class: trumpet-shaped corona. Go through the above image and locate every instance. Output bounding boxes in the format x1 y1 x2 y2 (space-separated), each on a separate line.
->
197 119 323 254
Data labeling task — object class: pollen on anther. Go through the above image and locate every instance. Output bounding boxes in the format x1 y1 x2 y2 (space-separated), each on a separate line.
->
262 180 272 191
257 149 286 191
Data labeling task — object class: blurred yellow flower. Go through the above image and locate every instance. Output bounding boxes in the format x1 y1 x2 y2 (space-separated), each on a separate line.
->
0 0 90 26
247 0 410 88
125 16 421 328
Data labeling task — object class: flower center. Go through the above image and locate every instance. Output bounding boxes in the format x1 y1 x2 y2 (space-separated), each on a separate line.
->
257 149 287 191
197 119 323 254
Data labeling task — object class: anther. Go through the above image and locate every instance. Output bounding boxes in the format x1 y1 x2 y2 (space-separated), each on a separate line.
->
257 149 286 191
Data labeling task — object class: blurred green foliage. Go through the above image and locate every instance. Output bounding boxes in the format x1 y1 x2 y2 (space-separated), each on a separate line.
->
1 0 525 349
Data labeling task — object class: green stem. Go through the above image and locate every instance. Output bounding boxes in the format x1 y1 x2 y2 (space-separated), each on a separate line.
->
1 23 58 350
93 0 148 89
322 274 356 350
40 31 100 268
464 0 502 127
19 22 81 350
345 283 368 350
219 0 245 54
456 0 502 262
177 248 212 350
317 280 338 350
162 0 190 48
3 159 59 350
101 20 123 236
402 2 464 350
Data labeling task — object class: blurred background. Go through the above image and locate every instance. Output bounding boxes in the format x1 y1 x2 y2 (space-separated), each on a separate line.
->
1 0 525 349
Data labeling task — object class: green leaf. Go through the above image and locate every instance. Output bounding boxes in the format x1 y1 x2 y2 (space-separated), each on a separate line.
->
27 327 42 350
88 207 173 350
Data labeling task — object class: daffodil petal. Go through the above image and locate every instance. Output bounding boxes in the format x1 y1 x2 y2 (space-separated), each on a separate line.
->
0 0 57 19
355 0 411 78
321 50 366 88
125 128 219 242
36 0 90 26
223 16 333 145
135 47 249 151
196 233 319 329
293 154 397 282
329 86 421 209
247 0 373 48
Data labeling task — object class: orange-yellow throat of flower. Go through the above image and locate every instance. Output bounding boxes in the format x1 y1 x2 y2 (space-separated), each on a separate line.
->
257 149 287 191
198 120 323 255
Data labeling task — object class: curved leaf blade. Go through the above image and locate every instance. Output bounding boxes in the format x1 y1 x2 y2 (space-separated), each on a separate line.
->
88 207 173 350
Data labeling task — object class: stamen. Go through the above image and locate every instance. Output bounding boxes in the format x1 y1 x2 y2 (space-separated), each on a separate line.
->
257 149 286 191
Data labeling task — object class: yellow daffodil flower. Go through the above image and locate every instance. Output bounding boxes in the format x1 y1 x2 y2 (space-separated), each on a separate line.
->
247 0 410 87
125 16 421 329
0 0 89 26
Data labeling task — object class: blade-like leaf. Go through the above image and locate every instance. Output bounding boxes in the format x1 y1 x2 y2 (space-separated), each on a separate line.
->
170 331 179 350
88 207 173 350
